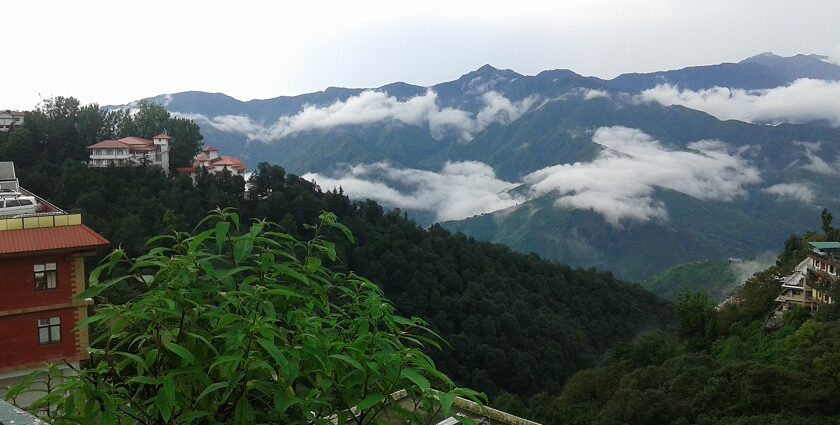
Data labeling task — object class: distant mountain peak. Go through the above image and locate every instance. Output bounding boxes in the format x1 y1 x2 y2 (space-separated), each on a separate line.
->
740 51 778 63
465 64 522 79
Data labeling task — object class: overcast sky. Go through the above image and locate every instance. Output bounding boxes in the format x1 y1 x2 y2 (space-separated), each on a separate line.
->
2 0 839 110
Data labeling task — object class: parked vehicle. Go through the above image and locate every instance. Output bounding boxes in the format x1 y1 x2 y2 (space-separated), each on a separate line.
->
0 195 38 217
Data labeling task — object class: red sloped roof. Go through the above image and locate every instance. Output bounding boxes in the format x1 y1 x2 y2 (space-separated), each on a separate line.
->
118 137 153 146
0 224 110 256
88 140 129 149
153 133 172 140
212 156 246 171
202 146 219 152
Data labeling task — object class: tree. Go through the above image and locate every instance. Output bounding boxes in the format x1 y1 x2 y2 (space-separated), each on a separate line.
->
10 209 479 424
121 101 171 139
822 208 834 236
675 291 718 350
166 117 204 171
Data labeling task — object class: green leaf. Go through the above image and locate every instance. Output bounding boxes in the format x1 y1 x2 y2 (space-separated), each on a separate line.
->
234 238 254 264
158 376 176 422
195 381 228 402
234 397 254 425
438 391 456 417
188 228 215 253
256 338 289 370
329 354 364 371
215 221 231 253
330 221 356 244
164 342 195 365
176 410 211 423
114 351 148 374
274 391 297 414
355 393 385 411
401 369 430 392
127 375 158 386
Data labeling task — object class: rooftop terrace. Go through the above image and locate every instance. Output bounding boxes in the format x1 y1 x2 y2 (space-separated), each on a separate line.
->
810 241 840 257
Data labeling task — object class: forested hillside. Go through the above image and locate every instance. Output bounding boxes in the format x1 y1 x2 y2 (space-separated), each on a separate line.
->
0 99 673 409
495 223 840 424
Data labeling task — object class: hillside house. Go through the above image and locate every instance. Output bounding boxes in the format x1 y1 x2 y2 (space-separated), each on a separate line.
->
176 146 246 181
768 241 840 330
0 110 25 132
87 133 172 175
804 241 840 305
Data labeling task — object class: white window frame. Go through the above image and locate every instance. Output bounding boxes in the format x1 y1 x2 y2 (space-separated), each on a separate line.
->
34 262 57 290
37 317 61 344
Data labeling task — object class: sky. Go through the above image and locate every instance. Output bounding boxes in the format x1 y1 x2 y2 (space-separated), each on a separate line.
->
2 0 840 110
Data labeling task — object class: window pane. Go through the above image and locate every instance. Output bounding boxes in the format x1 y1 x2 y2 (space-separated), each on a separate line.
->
38 318 49 326
33 264 45 272
46 271 57 289
45 263 56 271
50 317 60 325
35 273 46 290
50 325 61 342
39 327 49 344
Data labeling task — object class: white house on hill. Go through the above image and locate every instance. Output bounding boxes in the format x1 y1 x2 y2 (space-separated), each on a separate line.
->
87 133 171 175
0 111 24 132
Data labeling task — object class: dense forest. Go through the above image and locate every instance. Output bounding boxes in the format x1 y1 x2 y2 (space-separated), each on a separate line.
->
492 225 840 424
1 99 673 417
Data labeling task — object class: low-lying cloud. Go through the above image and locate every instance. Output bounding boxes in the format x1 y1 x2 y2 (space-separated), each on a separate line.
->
794 141 840 175
177 90 535 143
762 183 815 203
303 161 523 222
637 78 840 126
302 126 763 226
522 126 762 225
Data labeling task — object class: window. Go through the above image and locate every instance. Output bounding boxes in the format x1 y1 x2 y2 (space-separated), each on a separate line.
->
37 317 61 344
34 263 57 290
19 199 32 206
5 199 20 207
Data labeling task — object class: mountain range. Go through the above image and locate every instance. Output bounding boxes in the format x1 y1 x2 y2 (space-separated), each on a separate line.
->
120 52 840 287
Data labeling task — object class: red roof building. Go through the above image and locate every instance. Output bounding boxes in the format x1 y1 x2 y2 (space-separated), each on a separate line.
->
87 134 172 175
0 164 109 405
177 146 246 181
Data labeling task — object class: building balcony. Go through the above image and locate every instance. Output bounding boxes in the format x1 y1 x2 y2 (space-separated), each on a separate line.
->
89 154 132 160
775 292 812 305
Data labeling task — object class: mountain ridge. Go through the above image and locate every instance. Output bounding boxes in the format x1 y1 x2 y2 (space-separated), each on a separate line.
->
113 52 840 282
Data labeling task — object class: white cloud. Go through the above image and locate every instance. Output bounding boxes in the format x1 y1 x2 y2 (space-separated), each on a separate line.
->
522 126 762 225
793 141 839 175
303 161 523 222
176 90 535 143
637 79 840 126
302 126 763 226
762 183 815 203
582 89 611 100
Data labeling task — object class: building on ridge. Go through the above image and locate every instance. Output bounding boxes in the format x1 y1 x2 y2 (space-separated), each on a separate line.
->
87 133 172 175
768 241 840 330
175 146 246 182
0 110 25 132
0 162 110 407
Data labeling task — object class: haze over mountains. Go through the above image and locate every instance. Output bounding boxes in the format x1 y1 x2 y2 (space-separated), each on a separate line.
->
123 53 840 282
